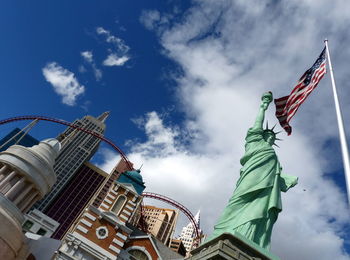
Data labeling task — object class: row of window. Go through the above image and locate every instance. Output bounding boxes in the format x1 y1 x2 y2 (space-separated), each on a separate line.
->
22 220 47 236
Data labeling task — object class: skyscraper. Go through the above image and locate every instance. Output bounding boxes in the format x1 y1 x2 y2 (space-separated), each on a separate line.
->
47 159 134 240
45 162 108 240
178 210 201 253
33 112 109 212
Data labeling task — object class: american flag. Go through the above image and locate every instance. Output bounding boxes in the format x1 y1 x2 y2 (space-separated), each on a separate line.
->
274 47 327 135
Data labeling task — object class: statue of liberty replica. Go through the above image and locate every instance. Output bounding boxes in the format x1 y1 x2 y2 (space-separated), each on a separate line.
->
190 92 298 260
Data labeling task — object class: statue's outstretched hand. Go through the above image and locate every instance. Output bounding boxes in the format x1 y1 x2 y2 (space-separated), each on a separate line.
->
253 91 274 130
261 91 273 111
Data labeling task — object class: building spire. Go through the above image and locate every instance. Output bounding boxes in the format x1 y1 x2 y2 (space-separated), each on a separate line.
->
194 210 200 227
97 111 110 122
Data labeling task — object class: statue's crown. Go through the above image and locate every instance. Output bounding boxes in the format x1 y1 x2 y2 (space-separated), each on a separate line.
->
263 121 282 146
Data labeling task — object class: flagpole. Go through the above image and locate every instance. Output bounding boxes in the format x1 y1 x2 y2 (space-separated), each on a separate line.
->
324 39 350 204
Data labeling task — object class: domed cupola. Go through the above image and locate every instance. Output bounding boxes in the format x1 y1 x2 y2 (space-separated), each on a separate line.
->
117 169 146 195
124 170 143 184
0 138 61 211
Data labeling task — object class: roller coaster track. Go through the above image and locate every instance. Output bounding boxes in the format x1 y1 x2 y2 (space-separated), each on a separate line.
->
0 115 134 170
0 115 201 243
142 192 200 241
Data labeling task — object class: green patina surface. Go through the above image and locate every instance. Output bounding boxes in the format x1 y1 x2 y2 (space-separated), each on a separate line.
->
208 92 298 251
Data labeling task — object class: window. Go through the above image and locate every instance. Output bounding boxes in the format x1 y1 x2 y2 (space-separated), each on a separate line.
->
129 249 149 260
23 220 34 231
111 195 127 215
98 228 106 237
37 228 47 236
96 226 108 239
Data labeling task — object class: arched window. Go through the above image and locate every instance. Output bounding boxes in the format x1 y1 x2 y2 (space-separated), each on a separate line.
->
111 195 127 215
128 249 149 260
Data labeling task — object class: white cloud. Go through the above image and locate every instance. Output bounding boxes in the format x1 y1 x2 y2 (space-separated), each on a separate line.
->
80 50 102 81
129 112 180 156
140 10 161 30
96 27 131 67
96 26 130 52
78 65 87 73
93 67 102 81
42 62 85 106
100 1 350 259
140 9 176 34
81 51 93 63
106 36 130 53
103 54 129 67
96 27 109 35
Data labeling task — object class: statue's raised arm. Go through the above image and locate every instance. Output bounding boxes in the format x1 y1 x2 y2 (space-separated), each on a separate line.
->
252 91 273 130
249 91 277 147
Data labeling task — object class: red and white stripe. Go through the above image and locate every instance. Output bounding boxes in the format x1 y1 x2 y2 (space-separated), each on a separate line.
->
275 60 326 135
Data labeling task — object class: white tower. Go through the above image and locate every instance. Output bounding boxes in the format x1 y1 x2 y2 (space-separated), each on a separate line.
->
0 139 61 260
178 210 200 253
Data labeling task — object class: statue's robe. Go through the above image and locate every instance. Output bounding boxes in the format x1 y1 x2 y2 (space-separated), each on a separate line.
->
210 127 298 249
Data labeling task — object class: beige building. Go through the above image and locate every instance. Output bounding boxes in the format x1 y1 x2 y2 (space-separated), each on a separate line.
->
0 138 61 259
143 205 178 245
169 238 186 257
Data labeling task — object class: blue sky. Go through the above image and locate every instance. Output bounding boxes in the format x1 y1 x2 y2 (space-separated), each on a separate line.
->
0 1 189 142
1 1 350 259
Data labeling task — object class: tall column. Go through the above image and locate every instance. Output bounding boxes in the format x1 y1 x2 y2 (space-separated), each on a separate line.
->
19 190 39 212
0 165 8 181
13 184 34 206
0 164 8 173
5 176 26 201
0 170 17 190
23 194 40 213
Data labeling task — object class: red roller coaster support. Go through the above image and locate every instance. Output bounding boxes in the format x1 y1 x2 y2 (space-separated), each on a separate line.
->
0 115 134 171
142 192 201 241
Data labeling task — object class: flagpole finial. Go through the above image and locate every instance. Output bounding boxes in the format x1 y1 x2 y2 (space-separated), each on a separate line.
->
324 38 328 43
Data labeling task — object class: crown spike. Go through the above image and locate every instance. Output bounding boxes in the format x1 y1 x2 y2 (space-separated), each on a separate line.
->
275 131 282 135
273 143 280 148
272 124 277 131
275 138 283 141
265 121 269 130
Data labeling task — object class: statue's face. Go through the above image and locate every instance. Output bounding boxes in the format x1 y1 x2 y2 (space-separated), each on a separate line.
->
263 131 275 146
